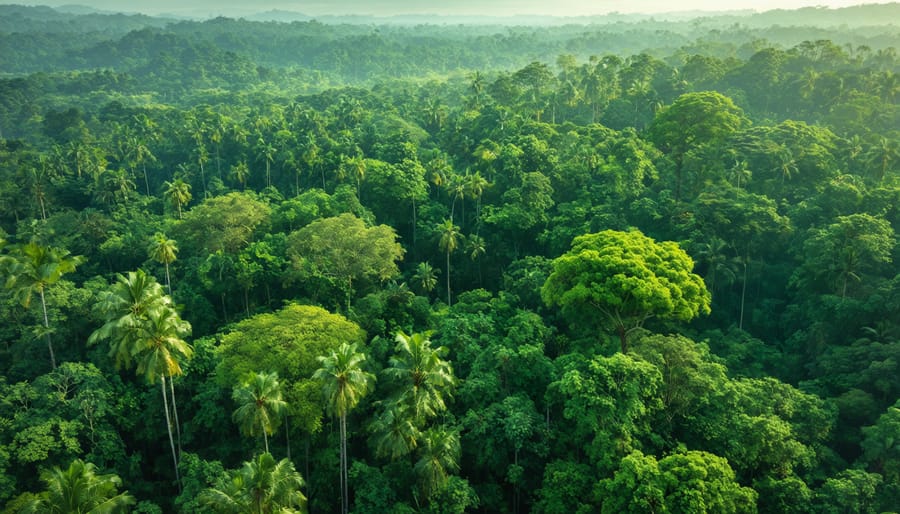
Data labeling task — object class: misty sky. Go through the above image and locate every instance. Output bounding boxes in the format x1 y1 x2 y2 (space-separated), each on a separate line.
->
30 0 890 17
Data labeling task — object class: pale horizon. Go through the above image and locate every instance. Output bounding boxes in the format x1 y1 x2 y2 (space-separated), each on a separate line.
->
23 0 899 18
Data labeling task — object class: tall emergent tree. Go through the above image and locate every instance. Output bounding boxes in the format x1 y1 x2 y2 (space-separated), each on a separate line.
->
437 219 461 306
2 242 84 369
287 213 404 311
542 229 710 353
233 371 288 454
313 343 375 514
148 233 178 295
89 270 193 486
163 179 192 219
647 91 747 201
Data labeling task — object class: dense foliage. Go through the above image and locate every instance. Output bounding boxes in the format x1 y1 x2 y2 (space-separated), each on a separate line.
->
1 3 899 513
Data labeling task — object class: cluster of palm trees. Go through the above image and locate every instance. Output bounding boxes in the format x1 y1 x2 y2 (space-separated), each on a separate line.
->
373 331 460 501
200 331 457 513
2 237 460 511
88 269 193 487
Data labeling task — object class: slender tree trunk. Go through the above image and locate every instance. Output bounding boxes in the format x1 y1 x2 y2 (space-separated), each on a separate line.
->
446 251 452 306
617 324 628 354
739 250 749 331
143 164 150 197
38 194 47 221
285 414 291 460
164 262 172 296
39 289 56 369
169 376 182 456
263 429 269 454
340 413 348 514
199 162 207 196
244 287 250 317
411 199 417 251
161 376 181 490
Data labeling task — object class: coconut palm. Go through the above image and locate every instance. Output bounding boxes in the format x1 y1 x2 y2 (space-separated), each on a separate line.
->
436 219 461 306
370 403 421 461
163 179 192 219
414 426 461 499
19 458 135 513
313 343 375 514
148 233 178 295
3 242 84 369
133 305 193 486
89 270 192 486
384 331 455 423
412 262 439 295
88 269 170 369
864 136 899 183
200 452 306 514
230 161 251 190
233 371 288 454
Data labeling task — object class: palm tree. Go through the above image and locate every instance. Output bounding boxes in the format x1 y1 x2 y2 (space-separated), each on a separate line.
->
437 219 461 306
133 305 193 487
414 427 461 499
200 452 306 514
384 331 455 423
148 233 178 295
412 262 439 295
342 155 367 199
3 242 84 369
313 343 375 514
447 174 467 222
230 161 251 191
101 169 136 206
466 234 486 285
89 270 192 486
233 371 288 454
727 159 752 189
692 237 740 295
370 403 421 461
128 135 156 197
163 179 192 219
864 136 899 183
88 269 169 369
465 171 489 221
19 458 135 513
774 146 798 187
256 138 276 189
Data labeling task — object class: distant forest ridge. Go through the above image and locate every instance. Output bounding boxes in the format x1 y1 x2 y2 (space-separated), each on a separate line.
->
2 2 900 26
0 3 898 78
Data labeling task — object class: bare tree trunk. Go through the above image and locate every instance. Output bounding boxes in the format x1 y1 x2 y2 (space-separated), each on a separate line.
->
739 250 749 331
169 376 182 455
285 414 291 460
340 414 348 514
446 251 452 306
164 262 172 296
161 376 181 490
39 289 56 369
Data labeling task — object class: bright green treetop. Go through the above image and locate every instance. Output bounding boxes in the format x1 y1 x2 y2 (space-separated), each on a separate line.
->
13 458 135 514
541 229 710 352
